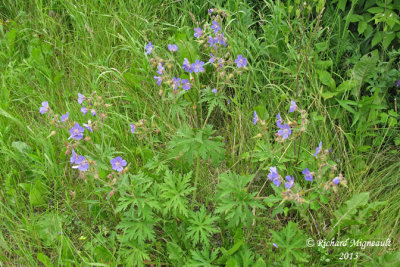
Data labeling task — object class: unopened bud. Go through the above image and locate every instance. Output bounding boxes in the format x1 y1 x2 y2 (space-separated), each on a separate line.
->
69 190 76 198
47 131 57 138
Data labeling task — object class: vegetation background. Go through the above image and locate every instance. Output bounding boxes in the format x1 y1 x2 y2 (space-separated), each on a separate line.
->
0 0 399 266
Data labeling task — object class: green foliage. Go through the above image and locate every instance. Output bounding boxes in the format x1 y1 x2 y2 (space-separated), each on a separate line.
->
116 173 158 246
0 0 399 266
331 192 387 236
160 170 195 218
215 172 264 228
187 206 219 247
270 222 309 266
167 124 225 166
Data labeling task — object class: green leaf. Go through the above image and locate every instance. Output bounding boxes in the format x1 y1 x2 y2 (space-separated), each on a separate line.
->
19 181 47 207
254 257 266 267
317 70 336 89
371 31 384 47
352 51 378 98
367 7 384 14
382 32 396 50
338 0 347 11
358 21 368 34
270 222 308 264
348 14 363 22
319 194 329 204
337 100 356 114
331 192 370 234
187 206 218 247
161 170 194 218
215 172 264 228
226 258 239 267
321 91 338 100
37 253 53 267
168 124 225 166
315 42 328 52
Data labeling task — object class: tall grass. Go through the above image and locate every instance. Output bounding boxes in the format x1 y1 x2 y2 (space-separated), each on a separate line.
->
1 0 399 265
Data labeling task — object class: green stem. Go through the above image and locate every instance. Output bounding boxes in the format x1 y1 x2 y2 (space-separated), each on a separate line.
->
192 156 200 206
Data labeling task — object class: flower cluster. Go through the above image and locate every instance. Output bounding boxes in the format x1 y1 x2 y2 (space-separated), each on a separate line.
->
146 12 248 98
40 92 130 176
253 100 347 203
268 167 296 189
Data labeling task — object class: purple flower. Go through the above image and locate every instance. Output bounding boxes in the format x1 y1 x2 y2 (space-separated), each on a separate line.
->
211 20 221 34
145 42 153 55
194 27 202 38
209 53 215 63
72 155 89 171
191 60 205 73
285 175 294 189
110 156 127 172
172 77 181 89
60 112 69 122
395 80 400 87
273 243 278 248
168 44 178 52
329 148 332 153
313 142 322 157
207 36 215 48
39 101 50 114
277 124 292 140
253 111 258 125
157 63 165 75
183 58 192 73
273 177 280 187
69 123 84 140
332 177 340 184
276 113 283 128
81 106 88 116
289 100 297 113
83 121 93 132
235 55 247 68
302 168 313 182
130 123 135 134
70 149 78 164
217 59 223 69
216 33 227 46
91 109 96 116
181 79 191 91
211 88 217 94
208 9 213 15
78 93 85 104
268 167 279 180
154 76 162 86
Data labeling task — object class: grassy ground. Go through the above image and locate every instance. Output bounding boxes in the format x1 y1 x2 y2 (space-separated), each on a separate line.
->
1 0 399 266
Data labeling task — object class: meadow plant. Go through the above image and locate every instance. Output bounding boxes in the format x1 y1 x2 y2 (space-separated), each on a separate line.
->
23 3 394 266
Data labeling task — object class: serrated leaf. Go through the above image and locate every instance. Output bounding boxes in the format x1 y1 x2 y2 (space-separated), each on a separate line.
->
371 31 384 47
317 70 336 89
